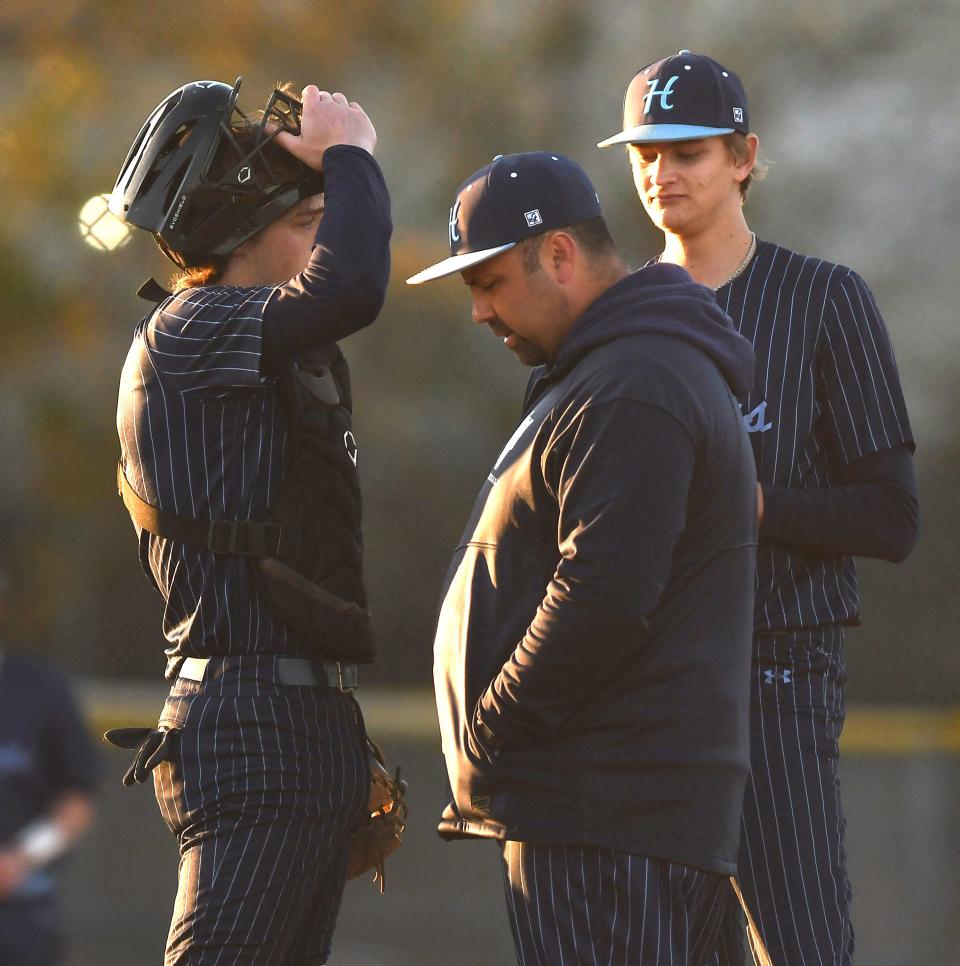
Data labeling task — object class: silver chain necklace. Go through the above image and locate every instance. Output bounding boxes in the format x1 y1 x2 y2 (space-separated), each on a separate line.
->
714 232 757 290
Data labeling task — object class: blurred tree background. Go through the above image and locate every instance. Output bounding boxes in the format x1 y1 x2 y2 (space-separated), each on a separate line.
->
0 0 956 701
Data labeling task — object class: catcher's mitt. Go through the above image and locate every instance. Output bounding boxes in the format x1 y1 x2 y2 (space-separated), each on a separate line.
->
347 736 408 893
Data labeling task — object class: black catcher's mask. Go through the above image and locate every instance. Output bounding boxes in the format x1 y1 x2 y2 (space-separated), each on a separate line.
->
109 77 324 267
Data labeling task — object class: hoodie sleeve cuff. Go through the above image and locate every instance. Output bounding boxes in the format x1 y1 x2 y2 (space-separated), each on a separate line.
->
470 702 502 764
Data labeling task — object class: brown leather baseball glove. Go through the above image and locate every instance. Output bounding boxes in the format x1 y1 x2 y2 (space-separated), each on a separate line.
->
346 736 408 893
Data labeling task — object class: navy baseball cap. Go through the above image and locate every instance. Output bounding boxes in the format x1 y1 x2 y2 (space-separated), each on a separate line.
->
406 152 602 285
597 50 749 147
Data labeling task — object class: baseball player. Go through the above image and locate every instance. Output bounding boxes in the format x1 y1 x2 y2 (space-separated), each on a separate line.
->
0 570 98 966
407 152 758 965
599 51 919 964
108 79 391 964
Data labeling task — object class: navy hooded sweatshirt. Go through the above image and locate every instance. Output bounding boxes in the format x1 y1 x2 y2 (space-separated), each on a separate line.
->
433 263 759 875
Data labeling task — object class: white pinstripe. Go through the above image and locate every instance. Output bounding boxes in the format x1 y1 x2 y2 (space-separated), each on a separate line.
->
153 663 365 964
716 629 854 965
532 846 548 962
638 857 648 964
711 238 910 966
608 849 618 966
502 845 728 965
265 697 324 959
806 647 840 964
216 698 272 959
118 283 318 667
714 242 912 630
785 647 828 966
751 646 791 955
767 638 812 950
254 696 304 953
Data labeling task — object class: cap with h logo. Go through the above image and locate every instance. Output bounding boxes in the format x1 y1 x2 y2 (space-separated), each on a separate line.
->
406 152 602 285
597 50 748 147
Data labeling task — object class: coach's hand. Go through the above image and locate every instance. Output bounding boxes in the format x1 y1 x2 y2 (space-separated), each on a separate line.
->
274 87 377 170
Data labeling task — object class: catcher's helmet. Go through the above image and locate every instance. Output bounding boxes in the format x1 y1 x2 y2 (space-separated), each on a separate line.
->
109 77 323 266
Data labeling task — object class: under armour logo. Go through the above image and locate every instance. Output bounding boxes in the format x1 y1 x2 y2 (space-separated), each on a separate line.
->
524 209 542 228
733 107 744 124
742 401 773 434
448 199 462 246
642 75 679 113
343 431 358 466
764 669 793 685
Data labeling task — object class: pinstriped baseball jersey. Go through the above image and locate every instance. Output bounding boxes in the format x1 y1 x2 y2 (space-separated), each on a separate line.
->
117 285 309 672
715 239 914 631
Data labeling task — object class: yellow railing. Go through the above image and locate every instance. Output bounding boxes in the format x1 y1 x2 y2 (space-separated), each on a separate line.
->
78 680 960 755
840 706 960 755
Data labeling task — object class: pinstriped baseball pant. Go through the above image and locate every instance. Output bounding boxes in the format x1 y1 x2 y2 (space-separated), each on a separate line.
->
715 626 854 965
500 841 732 965
151 656 368 966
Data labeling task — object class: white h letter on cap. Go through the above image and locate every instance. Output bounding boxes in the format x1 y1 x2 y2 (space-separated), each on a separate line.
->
449 199 462 245
642 75 678 113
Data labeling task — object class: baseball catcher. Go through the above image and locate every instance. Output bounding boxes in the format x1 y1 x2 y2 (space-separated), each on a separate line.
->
107 76 395 964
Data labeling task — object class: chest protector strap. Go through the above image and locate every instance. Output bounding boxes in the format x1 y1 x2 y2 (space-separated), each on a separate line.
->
118 466 285 556
118 345 374 663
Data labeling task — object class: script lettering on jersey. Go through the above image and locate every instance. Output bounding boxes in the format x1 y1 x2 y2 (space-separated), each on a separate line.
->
343 430 358 466
741 400 773 434
643 75 678 113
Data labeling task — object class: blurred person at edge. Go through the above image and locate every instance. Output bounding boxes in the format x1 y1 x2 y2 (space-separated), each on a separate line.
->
109 79 390 965
0 570 98 966
598 50 919 964
407 152 758 965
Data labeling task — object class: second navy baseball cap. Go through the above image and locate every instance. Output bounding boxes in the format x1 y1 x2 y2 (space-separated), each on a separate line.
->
597 50 749 147
406 152 602 285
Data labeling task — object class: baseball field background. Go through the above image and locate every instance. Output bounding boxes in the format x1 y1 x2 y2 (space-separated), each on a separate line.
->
1 1 957 963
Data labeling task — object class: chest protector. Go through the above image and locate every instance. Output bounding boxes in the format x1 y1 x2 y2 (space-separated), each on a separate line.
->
119 343 374 662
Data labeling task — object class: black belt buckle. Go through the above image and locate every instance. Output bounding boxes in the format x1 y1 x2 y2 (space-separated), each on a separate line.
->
332 661 358 692
207 520 283 555
208 519 243 554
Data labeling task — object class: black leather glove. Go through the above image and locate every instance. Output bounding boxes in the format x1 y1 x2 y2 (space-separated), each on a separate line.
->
103 727 181 787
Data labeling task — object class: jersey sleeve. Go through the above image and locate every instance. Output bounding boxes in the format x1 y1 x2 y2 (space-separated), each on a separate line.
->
259 146 392 376
818 269 914 464
145 285 272 394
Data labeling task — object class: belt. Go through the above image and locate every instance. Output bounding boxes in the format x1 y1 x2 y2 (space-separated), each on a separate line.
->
178 656 359 691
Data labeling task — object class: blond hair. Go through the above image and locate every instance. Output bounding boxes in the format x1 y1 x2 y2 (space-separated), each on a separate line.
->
725 132 768 202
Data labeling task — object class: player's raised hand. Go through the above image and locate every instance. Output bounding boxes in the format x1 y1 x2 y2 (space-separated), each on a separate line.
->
274 87 376 171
